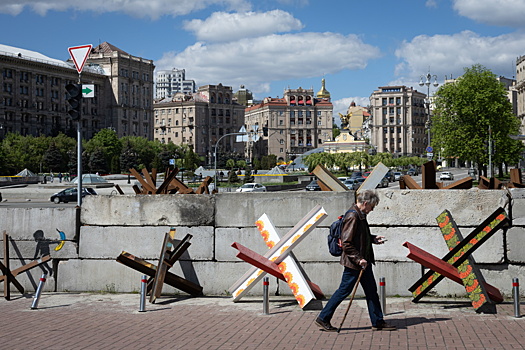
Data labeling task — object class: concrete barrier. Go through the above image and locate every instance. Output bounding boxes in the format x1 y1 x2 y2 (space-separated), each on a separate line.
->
1 188 524 299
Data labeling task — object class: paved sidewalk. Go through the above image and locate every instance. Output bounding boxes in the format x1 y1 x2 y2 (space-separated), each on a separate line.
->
1 292 524 350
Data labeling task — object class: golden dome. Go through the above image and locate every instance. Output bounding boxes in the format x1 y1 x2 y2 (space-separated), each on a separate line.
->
316 78 330 98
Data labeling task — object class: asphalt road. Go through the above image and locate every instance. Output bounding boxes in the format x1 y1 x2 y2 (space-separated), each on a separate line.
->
0 167 473 207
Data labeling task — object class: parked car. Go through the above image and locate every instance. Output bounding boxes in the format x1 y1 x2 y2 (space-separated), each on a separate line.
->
344 177 366 190
305 180 321 191
337 177 349 183
385 170 395 182
350 171 363 178
393 172 402 181
362 171 372 178
440 171 454 181
407 168 418 176
377 176 389 188
236 183 267 192
50 187 97 204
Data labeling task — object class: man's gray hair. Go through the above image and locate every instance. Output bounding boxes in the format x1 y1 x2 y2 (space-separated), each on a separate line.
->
356 190 380 206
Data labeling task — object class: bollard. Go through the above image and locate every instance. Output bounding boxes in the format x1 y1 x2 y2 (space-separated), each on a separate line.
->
31 273 47 310
263 277 270 315
379 277 386 316
139 275 147 312
513 278 520 318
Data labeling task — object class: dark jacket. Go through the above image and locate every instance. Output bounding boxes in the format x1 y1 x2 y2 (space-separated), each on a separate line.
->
339 204 377 270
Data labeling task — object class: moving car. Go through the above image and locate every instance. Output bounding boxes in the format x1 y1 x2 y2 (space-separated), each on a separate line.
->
440 171 454 181
305 180 321 191
393 172 402 181
50 187 97 204
236 183 267 192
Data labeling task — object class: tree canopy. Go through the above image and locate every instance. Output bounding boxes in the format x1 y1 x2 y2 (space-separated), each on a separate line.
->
432 64 523 175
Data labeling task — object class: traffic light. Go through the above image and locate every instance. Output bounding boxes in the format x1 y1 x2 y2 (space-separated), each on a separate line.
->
65 83 82 120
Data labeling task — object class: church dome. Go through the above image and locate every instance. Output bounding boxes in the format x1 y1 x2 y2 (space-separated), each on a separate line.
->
316 78 330 99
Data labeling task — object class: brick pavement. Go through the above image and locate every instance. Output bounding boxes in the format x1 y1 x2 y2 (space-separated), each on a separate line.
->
1 292 524 350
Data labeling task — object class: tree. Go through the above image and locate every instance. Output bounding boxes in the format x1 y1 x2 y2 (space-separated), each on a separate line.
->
302 152 334 172
42 142 63 172
84 129 122 172
432 64 523 176
88 148 108 173
226 159 236 169
332 123 341 140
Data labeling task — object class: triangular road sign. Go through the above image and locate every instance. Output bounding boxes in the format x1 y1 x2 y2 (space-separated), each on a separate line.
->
68 44 93 73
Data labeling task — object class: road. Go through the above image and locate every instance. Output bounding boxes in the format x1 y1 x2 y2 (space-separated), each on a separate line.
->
0 168 474 207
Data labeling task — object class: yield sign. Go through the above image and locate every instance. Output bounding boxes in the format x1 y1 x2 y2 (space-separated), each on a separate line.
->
68 44 92 73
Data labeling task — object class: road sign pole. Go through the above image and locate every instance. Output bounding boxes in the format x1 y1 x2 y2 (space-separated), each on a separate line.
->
76 72 82 207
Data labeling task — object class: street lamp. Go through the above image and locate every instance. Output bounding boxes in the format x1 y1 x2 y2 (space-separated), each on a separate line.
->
419 72 439 157
214 132 248 191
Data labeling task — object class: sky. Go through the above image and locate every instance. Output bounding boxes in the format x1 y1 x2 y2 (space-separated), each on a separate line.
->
1 0 525 119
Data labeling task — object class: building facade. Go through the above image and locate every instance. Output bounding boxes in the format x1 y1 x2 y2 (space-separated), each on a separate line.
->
244 82 333 162
515 56 525 135
153 84 246 164
155 68 196 99
87 42 155 139
0 44 110 140
0 42 154 141
369 86 427 156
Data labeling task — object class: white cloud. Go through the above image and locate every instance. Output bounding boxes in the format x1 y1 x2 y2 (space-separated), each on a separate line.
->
0 0 251 19
156 32 381 94
425 0 438 8
394 30 525 85
183 10 304 42
453 0 525 28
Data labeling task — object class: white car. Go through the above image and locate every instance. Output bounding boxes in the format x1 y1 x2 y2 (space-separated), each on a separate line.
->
236 183 267 192
440 171 454 181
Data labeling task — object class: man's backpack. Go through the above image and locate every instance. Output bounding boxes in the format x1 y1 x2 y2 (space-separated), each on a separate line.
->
327 209 356 257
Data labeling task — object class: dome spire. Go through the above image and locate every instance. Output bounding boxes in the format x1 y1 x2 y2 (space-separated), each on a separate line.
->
316 78 330 99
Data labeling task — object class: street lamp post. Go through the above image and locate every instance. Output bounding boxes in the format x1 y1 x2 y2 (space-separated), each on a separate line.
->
214 132 248 191
419 72 439 158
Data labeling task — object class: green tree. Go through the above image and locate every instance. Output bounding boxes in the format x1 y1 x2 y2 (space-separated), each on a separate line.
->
84 129 122 172
432 64 523 176
302 152 334 172
236 160 247 169
261 154 278 170
226 159 236 169
332 123 341 140
88 148 108 173
42 142 64 172
120 142 139 173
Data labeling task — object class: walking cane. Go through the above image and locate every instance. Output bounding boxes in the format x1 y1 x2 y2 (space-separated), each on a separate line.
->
337 268 365 333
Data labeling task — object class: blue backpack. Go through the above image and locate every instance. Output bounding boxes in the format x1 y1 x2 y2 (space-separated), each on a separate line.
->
328 209 355 256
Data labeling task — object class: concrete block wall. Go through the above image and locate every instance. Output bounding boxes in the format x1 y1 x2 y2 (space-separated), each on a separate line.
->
1 188 524 300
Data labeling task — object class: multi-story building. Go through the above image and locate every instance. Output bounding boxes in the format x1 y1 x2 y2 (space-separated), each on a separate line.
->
517 56 525 134
369 86 427 156
87 42 155 139
244 80 333 162
153 84 245 163
0 42 154 140
155 68 196 99
0 43 109 140
233 85 253 106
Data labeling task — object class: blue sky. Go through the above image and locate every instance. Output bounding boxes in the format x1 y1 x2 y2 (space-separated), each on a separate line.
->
1 0 525 118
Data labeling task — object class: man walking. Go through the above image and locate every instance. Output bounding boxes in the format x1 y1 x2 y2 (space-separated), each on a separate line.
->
315 190 396 332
